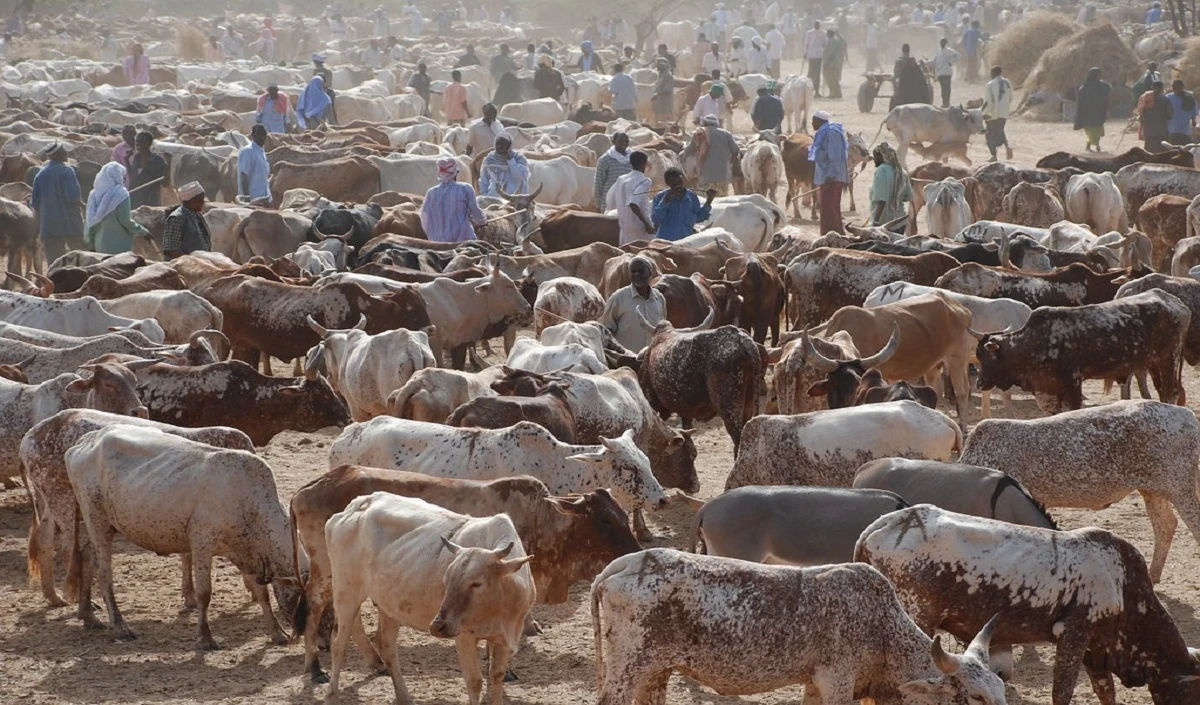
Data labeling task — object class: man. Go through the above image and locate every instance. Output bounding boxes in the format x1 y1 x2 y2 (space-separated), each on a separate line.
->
932 37 960 108
1147 1 1163 23
809 110 848 235
962 20 982 82
578 41 604 72
304 53 336 125
407 62 432 116
780 6 799 60
747 37 769 75
129 131 168 209
238 124 271 204
822 28 847 99
765 23 786 78
692 83 726 126
466 103 507 156
162 182 212 259
443 70 469 125
622 46 642 69
607 150 654 245
652 168 715 241
522 43 538 71
804 20 828 97
420 157 486 242
490 44 519 84
701 41 724 76
31 141 84 264
1133 61 1161 97
1167 79 1197 145
751 83 784 133
609 63 637 120
688 114 741 196
256 83 290 134
123 43 150 86
372 6 390 37
911 2 926 22
362 39 382 69
982 65 1013 161
652 58 676 125
1139 80 1174 152
869 142 911 233
891 43 930 108
655 43 677 72
594 132 632 210
456 44 482 67
1074 67 1111 152
112 125 136 186
479 134 529 196
100 29 120 62
865 21 881 72
598 255 668 353
533 55 566 100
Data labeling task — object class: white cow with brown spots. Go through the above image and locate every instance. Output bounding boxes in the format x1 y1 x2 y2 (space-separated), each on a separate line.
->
591 548 1007 704
324 492 535 705
64 425 300 649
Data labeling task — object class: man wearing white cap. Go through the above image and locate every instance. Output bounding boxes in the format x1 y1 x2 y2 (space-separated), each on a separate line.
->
420 157 486 243
162 182 212 259
809 110 849 235
31 141 85 264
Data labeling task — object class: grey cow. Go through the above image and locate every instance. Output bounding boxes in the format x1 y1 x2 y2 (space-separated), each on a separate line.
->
688 486 908 565
853 458 1058 530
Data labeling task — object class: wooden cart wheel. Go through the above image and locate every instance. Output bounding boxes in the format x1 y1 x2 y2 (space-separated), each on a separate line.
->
857 80 877 113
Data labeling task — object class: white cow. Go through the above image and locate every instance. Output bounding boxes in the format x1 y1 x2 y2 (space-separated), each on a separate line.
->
656 20 695 50
506 337 607 374
924 178 972 240
386 122 444 150
287 244 338 276
740 137 786 204
324 493 534 704
0 290 166 342
95 290 223 345
327 418 668 511
64 425 299 648
706 200 776 252
305 315 436 421
1064 172 1127 234
528 156 596 206
500 97 567 126
386 367 504 422
370 154 473 194
540 321 610 361
781 74 815 133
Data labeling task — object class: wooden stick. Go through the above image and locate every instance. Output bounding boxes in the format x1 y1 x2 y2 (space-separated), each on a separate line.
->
127 176 164 196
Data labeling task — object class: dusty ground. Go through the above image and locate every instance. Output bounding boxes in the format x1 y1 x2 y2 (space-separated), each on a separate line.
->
1 55 1195 705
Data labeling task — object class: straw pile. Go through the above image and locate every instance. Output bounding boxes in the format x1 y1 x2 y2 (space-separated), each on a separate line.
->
176 24 207 61
984 12 1081 87
1174 37 1200 87
1023 23 1140 97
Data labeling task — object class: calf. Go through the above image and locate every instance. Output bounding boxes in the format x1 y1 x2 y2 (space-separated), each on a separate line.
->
64 425 299 648
447 381 577 442
324 493 534 704
290 468 639 681
386 366 506 422
327 418 668 512
688 486 908 565
857 505 1200 704
975 290 1190 412
592 550 1006 704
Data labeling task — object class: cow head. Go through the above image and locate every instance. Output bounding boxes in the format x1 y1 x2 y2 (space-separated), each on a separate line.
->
567 429 667 510
901 616 1006 705
803 325 901 408
277 375 353 430
542 488 641 601
69 361 150 419
497 182 543 235
972 328 1019 392
429 538 533 639
477 259 534 328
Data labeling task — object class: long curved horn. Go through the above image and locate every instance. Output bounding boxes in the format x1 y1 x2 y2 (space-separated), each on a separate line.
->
311 221 326 239
528 182 543 200
965 614 1000 664
352 313 368 330
931 636 962 675
189 329 231 359
679 306 714 333
801 328 841 373
306 314 329 337
859 324 900 369
998 231 1011 269
497 184 513 201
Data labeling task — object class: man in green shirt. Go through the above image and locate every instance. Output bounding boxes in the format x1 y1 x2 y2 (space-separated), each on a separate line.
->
869 142 911 234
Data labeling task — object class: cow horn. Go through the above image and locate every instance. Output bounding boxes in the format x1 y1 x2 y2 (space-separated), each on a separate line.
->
306 314 329 337
965 326 990 340
679 306 714 333
493 541 515 558
30 272 53 296
311 221 326 238
965 614 1000 664
352 314 368 330
439 534 463 554
801 328 841 373
123 358 162 371
859 324 900 370
303 343 325 380
930 636 962 675
997 231 1012 269
13 353 36 369
497 184 513 201
189 329 231 359
528 182 543 200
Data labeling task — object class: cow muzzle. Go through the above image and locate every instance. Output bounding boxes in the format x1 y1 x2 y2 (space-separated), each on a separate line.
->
132 406 150 420
429 615 458 638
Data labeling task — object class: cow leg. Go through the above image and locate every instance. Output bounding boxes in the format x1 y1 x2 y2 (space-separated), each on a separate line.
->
947 356 972 433
1139 490 1177 584
1118 377 1132 400
1085 664 1118 705
486 639 514 705
846 175 857 212
451 344 469 371
632 509 654 541
94 524 136 640
378 612 414 705
635 670 671 705
979 388 992 419
76 530 105 631
303 565 333 682
455 636 486 705
1148 365 1177 404
503 326 517 355
327 597 364 700
180 553 196 610
1049 621 1089 705
351 613 389 673
191 545 220 650
30 496 67 607
811 667 853 704
247 575 288 645
292 358 304 377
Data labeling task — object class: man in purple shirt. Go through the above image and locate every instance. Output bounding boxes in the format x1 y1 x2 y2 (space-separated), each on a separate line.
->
420 157 487 242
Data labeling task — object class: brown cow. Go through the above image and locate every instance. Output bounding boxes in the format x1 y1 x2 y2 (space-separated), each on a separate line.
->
935 262 1149 309
653 273 741 328
622 239 743 280
1036 145 1193 171
57 263 187 300
289 467 641 681
781 132 815 219
446 382 577 442
269 156 381 206
1137 194 1190 271
532 209 619 253
721 252 784 345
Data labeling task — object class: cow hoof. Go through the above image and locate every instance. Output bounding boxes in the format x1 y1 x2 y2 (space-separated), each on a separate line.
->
197 637 221 651
504 669 519 682
312 671 331 685
271 633 289 646
116 631 138 642
46 596 69 609
522 619 542 637
83 619 106 631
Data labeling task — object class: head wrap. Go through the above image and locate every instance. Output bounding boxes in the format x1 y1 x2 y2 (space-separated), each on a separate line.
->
38 141 65 158
312 52 327 63
812 109 831 122
87 162 130 229
582 40 593 52
766 80 778 90
701 114 720 126
178 181 206 201
437 156 460 183
709 82 725 96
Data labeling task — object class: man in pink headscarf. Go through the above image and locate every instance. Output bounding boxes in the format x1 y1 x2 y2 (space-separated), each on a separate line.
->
123 43 150 85
419 157 487 242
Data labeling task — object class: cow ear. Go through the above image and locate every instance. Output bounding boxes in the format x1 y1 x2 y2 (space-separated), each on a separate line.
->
547 496 588 515
899 679 953 700
279 384 307 397
806 380 829 396
65 378 93 393
475 281 493 292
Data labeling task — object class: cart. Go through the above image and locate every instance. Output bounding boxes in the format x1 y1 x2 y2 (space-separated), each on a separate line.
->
857 73 894 113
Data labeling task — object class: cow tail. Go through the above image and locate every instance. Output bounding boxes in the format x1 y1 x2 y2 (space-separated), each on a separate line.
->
686 508 707 554
591 575 606 689
22 459 41 587
289 501 309 640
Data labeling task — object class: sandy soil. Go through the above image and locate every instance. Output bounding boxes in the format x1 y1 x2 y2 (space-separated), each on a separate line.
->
1 57 1195 705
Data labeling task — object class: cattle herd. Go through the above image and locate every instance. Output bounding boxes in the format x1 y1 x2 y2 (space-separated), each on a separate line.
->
6 4 1200 705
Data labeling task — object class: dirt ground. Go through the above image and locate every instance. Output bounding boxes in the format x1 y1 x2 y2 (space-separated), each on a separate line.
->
1 55 1195 705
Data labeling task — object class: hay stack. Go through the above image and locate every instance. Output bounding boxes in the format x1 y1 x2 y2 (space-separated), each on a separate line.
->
985 12 1081 87
176 24 207 61
1174 37 1200 87
1023 23 1139 97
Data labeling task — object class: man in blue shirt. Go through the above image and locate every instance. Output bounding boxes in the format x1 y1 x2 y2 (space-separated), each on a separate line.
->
810 109 848 236
652 168 715 241
237 124 271 204
1147 2 1163 23
1167 79 1197 145
962 20 982 82
30 141 84 264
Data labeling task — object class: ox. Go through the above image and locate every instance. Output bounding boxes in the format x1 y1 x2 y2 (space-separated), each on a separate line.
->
1064 172 1126 234
0 290 165 342
924 178 972 240
882 104 986 165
